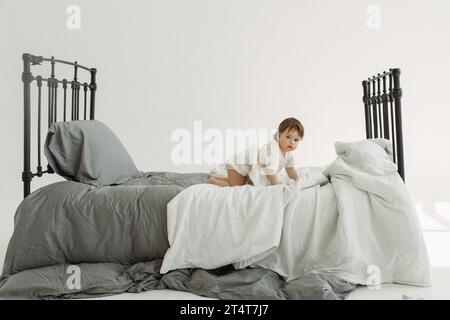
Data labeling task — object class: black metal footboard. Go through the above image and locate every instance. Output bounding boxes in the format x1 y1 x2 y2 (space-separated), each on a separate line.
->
22 53 97 198
362 69 405 181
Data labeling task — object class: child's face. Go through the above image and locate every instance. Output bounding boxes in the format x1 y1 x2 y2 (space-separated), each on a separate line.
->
278 129 301 153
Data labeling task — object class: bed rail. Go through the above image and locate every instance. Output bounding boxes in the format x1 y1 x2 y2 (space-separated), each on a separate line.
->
22 53 97 198
362 68 404 181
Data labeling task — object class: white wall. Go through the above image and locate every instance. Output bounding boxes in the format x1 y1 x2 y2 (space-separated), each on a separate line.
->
1 0 449 265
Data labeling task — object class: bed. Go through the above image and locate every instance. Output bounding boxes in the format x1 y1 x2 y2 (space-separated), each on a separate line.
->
0 53 430 300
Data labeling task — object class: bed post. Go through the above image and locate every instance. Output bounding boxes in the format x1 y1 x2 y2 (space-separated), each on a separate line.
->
89 68 97 120
362 80 371 139
381 73 389 140
22 53 32 198
392 68 405 181
371 77 378 138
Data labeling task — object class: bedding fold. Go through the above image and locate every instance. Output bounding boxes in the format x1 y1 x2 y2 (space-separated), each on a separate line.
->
0 259 355 300
160 184 285 274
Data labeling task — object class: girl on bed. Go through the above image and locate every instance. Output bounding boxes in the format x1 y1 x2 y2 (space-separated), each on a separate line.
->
208 117 304 187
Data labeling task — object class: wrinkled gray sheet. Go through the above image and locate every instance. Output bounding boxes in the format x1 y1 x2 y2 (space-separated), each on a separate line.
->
0 259 356 300
0 172 356 299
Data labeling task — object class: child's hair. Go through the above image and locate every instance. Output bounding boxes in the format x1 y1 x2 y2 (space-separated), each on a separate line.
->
278 117 304 139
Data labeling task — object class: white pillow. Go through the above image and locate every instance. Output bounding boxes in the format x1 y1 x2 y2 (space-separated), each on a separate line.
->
332 139 397 176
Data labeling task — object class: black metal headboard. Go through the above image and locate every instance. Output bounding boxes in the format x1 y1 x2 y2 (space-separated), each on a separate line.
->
22 53 97 198
362 68 405 181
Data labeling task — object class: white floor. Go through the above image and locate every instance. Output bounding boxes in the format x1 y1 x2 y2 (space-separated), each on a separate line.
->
347 267 450 300
1 201 449 300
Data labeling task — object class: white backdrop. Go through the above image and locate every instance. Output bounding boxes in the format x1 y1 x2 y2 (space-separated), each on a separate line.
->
1 0 449 268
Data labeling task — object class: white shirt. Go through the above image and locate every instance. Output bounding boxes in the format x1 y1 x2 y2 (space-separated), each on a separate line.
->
248 134 296 186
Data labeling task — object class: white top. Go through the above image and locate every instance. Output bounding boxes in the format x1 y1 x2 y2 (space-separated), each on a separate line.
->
221 133 296 186
248 134 296 186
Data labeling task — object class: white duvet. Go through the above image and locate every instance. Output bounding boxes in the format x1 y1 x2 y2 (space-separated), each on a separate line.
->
160 139 431 287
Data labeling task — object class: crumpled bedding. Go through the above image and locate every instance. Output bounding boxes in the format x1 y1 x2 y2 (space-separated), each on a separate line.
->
0 171 355 299
161 139 431 286
0 258 355 300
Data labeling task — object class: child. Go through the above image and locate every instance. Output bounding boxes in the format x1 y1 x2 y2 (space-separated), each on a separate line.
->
208 117 304 187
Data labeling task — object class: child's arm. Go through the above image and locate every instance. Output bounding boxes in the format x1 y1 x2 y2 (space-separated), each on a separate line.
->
285 167 299 181
266 174 280 185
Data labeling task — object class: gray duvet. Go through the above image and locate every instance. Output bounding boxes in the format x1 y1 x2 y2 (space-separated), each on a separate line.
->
0 172 356 299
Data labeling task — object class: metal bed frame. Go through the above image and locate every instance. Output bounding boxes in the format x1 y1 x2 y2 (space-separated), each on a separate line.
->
20 53 405 198
21 53 97 198
362 69 405 181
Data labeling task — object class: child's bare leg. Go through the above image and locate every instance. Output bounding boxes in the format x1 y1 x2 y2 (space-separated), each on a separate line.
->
208 176 230 187
208 174 229 181
226 169 247 186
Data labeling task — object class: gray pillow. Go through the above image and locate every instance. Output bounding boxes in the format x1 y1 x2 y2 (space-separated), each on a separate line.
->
44 120 142 186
